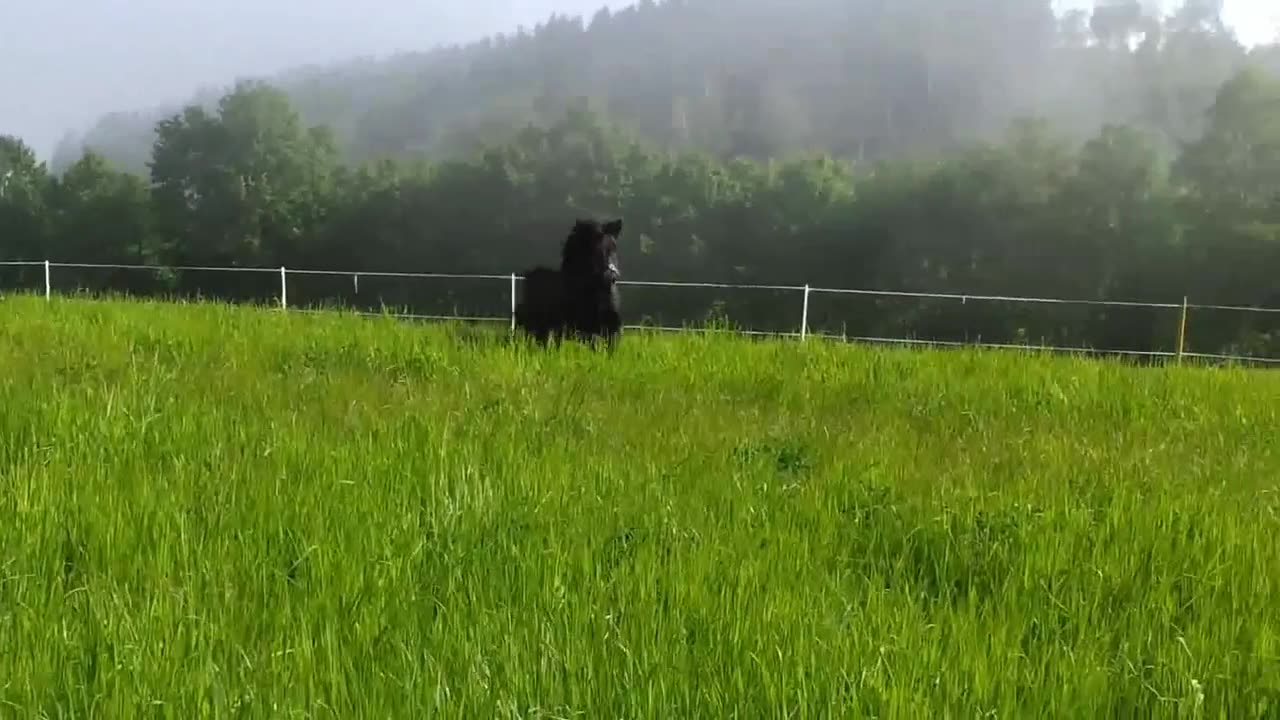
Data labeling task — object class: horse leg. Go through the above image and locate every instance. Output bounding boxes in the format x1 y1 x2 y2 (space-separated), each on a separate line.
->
603 307 622 352
548 310 566 349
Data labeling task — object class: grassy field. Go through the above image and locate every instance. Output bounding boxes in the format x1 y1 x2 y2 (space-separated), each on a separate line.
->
1 294 1278 717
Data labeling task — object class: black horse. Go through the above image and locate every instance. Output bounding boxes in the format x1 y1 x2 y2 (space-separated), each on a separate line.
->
514 218 623 348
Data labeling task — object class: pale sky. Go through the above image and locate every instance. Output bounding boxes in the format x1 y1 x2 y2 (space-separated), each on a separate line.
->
1221 0 1277 43
1 0 1275 159
1056 0 1277 46
0 0 619 158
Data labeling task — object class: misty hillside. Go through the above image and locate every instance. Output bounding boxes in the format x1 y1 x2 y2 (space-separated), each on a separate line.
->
52 0 1280 175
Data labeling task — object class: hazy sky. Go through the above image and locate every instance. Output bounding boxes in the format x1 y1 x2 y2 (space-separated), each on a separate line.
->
1 0 1275 159
1 0 618 158
1056 0 1277 45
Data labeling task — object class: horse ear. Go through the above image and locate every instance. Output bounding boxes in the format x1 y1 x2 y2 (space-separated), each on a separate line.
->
603 218 623 236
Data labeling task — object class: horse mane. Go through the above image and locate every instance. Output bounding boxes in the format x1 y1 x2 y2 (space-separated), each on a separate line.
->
560 218 603 271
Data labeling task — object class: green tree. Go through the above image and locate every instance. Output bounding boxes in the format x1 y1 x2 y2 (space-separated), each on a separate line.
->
1175 66 1280 217
1172 65 1280 351
149 81 339 271
0 135 50 261
47 150 154 265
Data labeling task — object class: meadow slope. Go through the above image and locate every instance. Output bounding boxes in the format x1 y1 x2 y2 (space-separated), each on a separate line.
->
1 296 1278 717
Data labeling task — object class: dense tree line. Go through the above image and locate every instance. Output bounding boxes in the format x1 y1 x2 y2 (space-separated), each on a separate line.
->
53 0 1280 175
3 60 1278 359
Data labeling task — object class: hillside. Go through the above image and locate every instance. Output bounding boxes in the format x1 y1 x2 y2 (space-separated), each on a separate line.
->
6 57 1280 362
1 295 1278 715
53 0 1280 175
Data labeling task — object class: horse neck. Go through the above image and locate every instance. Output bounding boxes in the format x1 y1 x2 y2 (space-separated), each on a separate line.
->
560 253 592 275
562 269 613 296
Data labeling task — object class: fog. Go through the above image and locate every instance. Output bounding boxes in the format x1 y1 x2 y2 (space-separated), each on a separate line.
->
1 0 619 158
1 0 1275 161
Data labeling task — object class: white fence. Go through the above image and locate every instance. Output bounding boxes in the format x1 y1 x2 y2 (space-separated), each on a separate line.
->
3 259 1279 365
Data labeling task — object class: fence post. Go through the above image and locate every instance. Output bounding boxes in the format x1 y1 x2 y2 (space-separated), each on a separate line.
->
1176 296 1189 364
510 273 518 333
280 266 288 310
800 284 811 341
44 260 51 301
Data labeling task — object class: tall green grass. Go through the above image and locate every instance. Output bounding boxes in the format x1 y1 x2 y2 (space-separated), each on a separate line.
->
1 294 1278 717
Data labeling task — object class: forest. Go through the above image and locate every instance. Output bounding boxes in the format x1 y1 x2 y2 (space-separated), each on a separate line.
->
2 0 1279 358
48 0 1280 172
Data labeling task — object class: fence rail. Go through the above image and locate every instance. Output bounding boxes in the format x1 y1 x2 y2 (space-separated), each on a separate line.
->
2 259 1277 365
